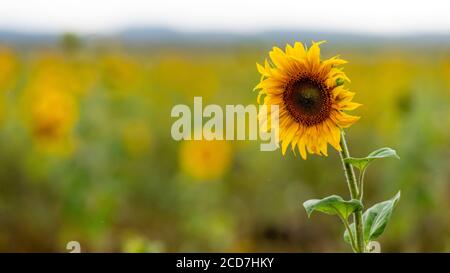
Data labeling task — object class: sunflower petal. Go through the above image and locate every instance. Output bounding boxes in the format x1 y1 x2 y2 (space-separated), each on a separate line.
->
298 138 307 159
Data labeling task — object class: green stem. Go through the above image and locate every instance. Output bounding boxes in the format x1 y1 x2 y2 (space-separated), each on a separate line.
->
339 130 365 253
338 215 358 253
358 168 366 200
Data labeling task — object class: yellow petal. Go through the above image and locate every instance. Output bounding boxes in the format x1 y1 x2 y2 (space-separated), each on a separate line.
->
293 42 306 58
335 112 360 128
319 138 328 156
307 40 326 67
285 43 294 55
325 120 341 151
281 123 299 154
338 102 362 111
269 47 290 70
298 138 307 159
256 62 267 76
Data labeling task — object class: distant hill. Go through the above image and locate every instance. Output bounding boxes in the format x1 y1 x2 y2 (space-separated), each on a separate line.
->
1 26 450 46
0 30 57 44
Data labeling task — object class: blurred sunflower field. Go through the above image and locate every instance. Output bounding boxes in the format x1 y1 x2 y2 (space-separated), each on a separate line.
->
0 33 449 252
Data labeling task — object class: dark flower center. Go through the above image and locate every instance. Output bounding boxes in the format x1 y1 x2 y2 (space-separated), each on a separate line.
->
283 77 332 126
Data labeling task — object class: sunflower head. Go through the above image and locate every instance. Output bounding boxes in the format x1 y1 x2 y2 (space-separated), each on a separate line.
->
255 41 361 159
179 133 232 181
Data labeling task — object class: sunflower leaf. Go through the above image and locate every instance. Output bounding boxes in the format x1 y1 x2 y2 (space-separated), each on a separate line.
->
343 147 399 171
303 195 363 220
344 191 401 244
343 224 356 245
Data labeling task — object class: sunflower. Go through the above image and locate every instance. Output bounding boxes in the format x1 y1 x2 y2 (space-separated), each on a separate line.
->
255 41 361 159
179 133 232 181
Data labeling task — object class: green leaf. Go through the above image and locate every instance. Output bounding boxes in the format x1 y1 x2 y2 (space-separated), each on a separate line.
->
343 224 356 244
344 191 401 244
303 195 363 220
344 147 400 171
363 191 401 241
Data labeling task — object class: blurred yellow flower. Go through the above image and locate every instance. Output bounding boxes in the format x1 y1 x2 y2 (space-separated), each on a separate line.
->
0 46 19 93
255 41 361 159
18 52 89 156
21 73 79 156
31 89 77 139
179 137 232 181
29 53 96 97
30 89 78 155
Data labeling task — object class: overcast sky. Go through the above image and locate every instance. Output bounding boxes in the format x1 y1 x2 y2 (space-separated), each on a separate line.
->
0 0 449 34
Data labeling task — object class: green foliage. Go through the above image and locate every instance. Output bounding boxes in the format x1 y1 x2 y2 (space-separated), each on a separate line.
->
303 195 363 220
305 146 401 252
1 40 447 252
344 191 401 244
344 147 399 172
